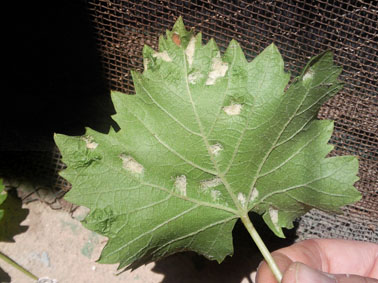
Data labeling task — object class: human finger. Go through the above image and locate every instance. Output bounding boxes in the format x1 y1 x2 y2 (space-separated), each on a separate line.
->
282 262 378 283
256 239 378 283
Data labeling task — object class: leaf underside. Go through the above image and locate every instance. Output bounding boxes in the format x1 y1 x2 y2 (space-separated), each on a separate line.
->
55 17 360 270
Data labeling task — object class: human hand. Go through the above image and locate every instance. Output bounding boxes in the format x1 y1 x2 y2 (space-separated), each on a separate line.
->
256 239 378 283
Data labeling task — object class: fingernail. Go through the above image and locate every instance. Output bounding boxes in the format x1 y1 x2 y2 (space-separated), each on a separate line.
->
296 263 336 283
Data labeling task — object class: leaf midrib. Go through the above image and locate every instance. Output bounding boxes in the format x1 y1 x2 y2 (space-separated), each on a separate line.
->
182 46 246 215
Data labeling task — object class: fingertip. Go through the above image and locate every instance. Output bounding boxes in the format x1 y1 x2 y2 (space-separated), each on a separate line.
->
283 262 378 283
281 262 300 283
256 253 293 283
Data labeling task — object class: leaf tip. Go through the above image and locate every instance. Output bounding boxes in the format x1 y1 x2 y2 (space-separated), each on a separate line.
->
173 16 185 31
168 16 194 48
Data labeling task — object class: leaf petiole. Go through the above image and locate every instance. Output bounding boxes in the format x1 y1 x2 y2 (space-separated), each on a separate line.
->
240 214 283 283
0 251 39 281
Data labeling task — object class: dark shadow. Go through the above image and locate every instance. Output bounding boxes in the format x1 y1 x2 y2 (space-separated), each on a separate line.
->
0 189 29 242
1 1 116 151
0 0 117 192
0 149 68 200
152 213 297 283
0 267 11 283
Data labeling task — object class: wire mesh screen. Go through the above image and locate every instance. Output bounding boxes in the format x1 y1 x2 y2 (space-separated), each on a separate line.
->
83 0 377 242
0 0 376 246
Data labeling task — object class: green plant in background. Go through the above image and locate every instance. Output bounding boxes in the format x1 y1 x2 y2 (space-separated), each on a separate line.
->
0 179 7 220
0 179 39 281
55 18 361 282
0 179 6 221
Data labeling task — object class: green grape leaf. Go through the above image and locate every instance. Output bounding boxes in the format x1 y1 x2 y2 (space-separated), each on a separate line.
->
0 179 6 221
55 17 361 270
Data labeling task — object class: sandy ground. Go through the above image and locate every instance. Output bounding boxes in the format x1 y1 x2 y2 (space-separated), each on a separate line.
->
0 193 277 283
0 200 164 283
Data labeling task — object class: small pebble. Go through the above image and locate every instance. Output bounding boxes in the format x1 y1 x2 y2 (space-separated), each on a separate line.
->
38 277 58 283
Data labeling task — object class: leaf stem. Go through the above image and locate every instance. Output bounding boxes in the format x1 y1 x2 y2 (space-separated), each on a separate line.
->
240 214 282 283
0 251 39 281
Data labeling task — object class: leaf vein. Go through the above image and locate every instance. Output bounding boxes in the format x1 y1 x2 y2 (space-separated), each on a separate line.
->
106 205 200 257
152 215 237 255
134 74 202 137
256 170 343 205
258 130 323 178
126 109 218 176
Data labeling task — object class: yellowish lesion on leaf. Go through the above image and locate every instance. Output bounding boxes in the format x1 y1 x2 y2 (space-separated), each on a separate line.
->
185 36 196 68
302 67 314 83
143 58 150 71
238 192 246 207
211 190 222 202
82 136 98 150
249 187 259 203
269 207 280 230
119 154 144 174
200 177 222 190
174 175 187 196
152 51 172 62
223 104 242 116
210 143 223 156
205 53 228 85
188 71 203 84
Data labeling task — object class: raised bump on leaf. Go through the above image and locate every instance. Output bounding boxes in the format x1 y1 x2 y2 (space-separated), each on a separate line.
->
174 175 187 196
120 154 144 175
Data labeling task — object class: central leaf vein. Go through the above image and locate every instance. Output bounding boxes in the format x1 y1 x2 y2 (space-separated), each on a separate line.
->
134 74 202 137
182 49 243 213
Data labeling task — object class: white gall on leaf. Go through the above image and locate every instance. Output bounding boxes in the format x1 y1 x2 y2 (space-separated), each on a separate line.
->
200 177 222 190
205 54 228 85
223 104 242 116
174 175 187 196
82 136 98 150
237 192 246 207
185 37 196 67
152 51 172 62
120 154 144 174
210 143 223 156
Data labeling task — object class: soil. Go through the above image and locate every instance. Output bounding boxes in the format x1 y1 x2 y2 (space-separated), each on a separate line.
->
0 192 268 283
0 200 164 283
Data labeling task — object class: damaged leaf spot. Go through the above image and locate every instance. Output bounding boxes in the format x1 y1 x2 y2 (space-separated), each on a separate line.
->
302 68 314 83
153 51 172 62
200 177 222 190
249 187 259 203
185 37 196 67
205 53 228 85
174 175 187 196
143 58 149 71
269 207 279 230
172 33 181 46
210 143 223 156
223 104 242 116
82 136 98 150
188 71 203 85
238 192 246 207
211 190 222 202
120 154 144 174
